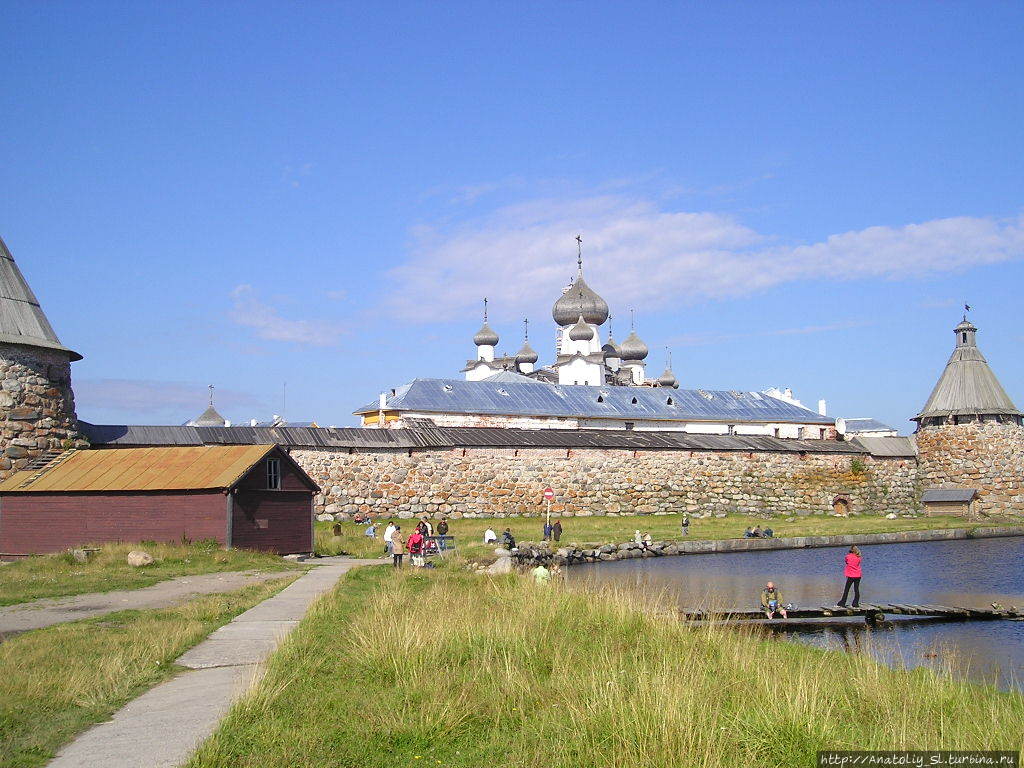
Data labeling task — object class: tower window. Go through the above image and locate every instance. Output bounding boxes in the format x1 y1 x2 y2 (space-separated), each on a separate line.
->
962 332 967 343
267 458 281 490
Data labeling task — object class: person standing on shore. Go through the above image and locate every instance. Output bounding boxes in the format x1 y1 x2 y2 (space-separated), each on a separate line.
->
391 527 405 568
383 520 396 557
681 515 690 536
837 545 862 608
552 519 562 542
531 562 551 585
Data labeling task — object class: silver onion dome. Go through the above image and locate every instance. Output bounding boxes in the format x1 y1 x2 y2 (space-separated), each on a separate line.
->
473 322 499 347
619 330 648 361
552 275 610 326
657 368 678 388
515 340 538 364
568 315 595 342
602 337 622 360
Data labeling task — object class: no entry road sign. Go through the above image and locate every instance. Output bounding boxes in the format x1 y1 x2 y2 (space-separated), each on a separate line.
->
543 488 554 500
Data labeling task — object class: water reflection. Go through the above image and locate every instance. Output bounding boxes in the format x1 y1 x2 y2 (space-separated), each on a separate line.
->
567 536 1024 690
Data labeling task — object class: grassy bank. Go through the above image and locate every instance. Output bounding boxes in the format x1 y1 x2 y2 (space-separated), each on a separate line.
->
0 575 297 768
187 567 1023 768
0 541 301 606
313 513 1000 560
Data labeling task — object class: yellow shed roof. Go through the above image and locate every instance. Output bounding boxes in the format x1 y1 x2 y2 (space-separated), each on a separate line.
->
0 445 279 493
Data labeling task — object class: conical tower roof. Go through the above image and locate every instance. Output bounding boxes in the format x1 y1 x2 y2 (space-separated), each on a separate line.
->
0 236 81 360
913 317 1020 421
190 405 228 427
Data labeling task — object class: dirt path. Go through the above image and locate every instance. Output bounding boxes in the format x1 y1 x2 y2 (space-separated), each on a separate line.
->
0 569 297 636
47 558 381 768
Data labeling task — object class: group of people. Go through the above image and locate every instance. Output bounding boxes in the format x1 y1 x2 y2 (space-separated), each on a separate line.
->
379 516 452 568
483 526 517 550
743 525 774 538
759 546 864 619
542 519 563 542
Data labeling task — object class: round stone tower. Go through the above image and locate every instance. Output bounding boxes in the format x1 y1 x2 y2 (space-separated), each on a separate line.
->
0 236 83 478
913 315 1023 515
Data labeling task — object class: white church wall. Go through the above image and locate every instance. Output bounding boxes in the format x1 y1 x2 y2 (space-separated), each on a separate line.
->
465 363 495 382
558 356 603 386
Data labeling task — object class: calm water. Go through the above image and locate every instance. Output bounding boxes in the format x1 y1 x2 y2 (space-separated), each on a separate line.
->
566 537 1024 690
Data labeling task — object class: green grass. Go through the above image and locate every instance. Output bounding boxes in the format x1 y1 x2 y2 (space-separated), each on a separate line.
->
187 567 1023 768
0 575 298 768
0 541 302 607
314 513 1002 561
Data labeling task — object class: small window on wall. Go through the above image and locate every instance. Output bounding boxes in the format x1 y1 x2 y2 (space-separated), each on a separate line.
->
624 422 635 431
267 458 281 490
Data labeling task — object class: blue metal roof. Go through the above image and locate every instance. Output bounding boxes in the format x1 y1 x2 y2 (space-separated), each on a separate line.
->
354 378 834 424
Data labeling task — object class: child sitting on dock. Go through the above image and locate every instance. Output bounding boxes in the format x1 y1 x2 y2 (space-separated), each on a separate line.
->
760 582 788 619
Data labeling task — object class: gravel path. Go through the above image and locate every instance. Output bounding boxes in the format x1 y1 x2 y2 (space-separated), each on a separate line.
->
0 569 297 636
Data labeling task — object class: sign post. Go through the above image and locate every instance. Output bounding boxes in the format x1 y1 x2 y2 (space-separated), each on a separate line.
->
543 487 554 531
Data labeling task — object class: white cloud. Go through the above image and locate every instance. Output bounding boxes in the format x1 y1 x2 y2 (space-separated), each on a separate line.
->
230 285 343 346
383 196 1024 323
75 379 261 422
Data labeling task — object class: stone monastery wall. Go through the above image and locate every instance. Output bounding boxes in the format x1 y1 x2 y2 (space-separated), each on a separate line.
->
916 422 1024 515
292 446 920 519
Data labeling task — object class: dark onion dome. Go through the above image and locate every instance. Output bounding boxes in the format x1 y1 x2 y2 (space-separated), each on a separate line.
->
515 340 538 364
552 275 609 326
602 337 622 360
619 330 648 361
473 322 499 347
656 368 678 388
568 315 595 341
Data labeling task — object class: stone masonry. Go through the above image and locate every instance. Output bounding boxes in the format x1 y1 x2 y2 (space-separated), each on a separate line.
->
0 344 82 478
916 422 1024 515
293 446 920 519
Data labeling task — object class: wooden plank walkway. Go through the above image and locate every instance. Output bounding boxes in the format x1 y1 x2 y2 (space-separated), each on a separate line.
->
681 603 1024 623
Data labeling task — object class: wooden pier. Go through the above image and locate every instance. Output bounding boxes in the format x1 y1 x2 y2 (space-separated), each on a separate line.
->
681 603 1024 625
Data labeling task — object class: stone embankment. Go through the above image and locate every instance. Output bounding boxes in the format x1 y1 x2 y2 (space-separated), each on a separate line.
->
508 526 1024 568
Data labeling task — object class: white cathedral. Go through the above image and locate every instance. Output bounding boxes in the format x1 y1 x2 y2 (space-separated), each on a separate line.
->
355 240 837 437
462 247 669 388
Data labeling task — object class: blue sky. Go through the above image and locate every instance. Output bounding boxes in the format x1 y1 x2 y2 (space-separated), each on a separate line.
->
3 1 1022 431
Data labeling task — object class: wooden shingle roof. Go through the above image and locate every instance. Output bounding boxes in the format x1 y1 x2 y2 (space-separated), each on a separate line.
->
0 235 81 360
0 445 279 492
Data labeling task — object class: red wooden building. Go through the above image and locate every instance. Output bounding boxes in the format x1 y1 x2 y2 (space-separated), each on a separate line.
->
0 444 319 556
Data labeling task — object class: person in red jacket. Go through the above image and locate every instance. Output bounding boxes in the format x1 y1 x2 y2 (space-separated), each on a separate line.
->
407 530 425 567
837 545 862 608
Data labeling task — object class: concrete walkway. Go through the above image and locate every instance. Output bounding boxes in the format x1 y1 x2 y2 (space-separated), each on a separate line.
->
0 569 295 635
47 558 380 768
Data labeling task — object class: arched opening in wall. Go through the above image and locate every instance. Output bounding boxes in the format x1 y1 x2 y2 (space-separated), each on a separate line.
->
832 496 851 516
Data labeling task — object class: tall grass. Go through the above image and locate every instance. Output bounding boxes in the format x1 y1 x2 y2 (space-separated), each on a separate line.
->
188 568 1023 768
0 541 300 606
0 576 297 768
